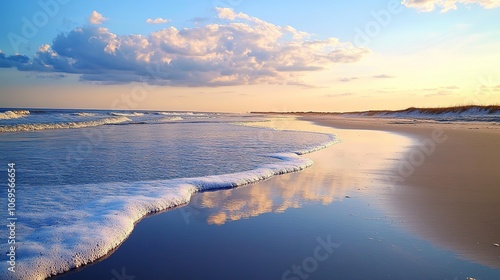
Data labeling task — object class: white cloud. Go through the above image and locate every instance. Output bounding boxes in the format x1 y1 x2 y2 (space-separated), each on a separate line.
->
216 7 245 20
146 18 171 24
88 11 107 25
7 8 369 87
402 0 500 12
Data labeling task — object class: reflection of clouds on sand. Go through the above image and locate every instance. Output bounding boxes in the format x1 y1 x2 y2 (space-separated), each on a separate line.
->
211 187 272 221
200 168 347 225
202 185 274 225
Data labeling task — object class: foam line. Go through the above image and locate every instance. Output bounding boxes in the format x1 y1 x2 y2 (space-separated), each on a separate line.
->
0 116 131 133
0 138 337 280
0 110 30 120
110 112 145 117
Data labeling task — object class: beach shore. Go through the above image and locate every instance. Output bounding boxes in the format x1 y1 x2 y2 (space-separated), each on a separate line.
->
301 114 500 268
52 115 500 279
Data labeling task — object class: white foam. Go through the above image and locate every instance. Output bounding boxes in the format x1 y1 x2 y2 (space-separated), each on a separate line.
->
294 134 339 155
0 140 336 280
157 112 206 116
0 116 131 133
0 110 30 120
154 116 184 122
72 112 97 117
110 112 144 117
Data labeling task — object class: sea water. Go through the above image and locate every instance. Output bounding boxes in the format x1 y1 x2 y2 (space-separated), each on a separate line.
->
0 109 336 279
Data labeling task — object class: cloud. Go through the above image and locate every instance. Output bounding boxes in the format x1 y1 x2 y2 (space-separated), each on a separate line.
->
339 77 358 82
88 11 107 25
31 73 66 79
146 18 170 24
5 8 368 87
339 74 394 82
423 85 459 91
425 90 454 97
325 92 354 97
479 84 500 92
402 0 500 12
372 74 395 79
0 51 29 68
191 17 209 24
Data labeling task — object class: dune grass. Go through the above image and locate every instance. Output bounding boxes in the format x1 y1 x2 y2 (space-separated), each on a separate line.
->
252 105 500 116
360 105 500 116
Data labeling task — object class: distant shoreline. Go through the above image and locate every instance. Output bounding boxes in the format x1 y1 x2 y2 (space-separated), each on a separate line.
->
252 105 500 117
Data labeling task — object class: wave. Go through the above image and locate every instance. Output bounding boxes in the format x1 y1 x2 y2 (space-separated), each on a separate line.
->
3 137 337 280
0 116 131 133
295 134 338 155
110 112 145 117
72 112 97 117
157 112 206 116
155 116 184 122
0 110 30 120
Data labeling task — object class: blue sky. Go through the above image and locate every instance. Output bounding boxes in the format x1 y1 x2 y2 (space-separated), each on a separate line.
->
1 0 499 112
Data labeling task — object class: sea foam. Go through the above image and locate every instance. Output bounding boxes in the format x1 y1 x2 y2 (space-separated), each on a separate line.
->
154 116 184 122
0 116 131 133
0 110 30 120
0 137 336 280
72 112 97 117
110 112 145 117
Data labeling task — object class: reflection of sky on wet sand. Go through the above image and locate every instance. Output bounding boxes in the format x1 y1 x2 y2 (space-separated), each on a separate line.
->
198 165 343 225
192 117 413 225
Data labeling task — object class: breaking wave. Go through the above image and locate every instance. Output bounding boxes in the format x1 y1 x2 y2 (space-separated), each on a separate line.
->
72 112 97 117
0 116 131 133
0 110 30 120
110 112 145 117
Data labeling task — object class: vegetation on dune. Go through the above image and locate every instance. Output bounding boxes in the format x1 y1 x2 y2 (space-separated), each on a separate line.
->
364 105 500 116
251 105 500 115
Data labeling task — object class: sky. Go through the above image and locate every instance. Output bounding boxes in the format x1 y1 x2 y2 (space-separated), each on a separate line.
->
0 0 499 112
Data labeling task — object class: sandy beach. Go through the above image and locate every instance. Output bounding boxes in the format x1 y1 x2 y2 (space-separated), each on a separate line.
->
302 114 500 268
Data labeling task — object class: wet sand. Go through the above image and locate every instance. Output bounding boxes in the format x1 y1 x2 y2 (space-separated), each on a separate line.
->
302 114 500 268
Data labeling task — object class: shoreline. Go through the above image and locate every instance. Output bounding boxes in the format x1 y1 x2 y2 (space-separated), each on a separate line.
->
41 123 337 280
301 114 500 268
53 118 422 279
49 115 500 279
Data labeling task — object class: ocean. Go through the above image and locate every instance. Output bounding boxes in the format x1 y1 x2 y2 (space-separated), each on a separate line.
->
0 109 336 279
